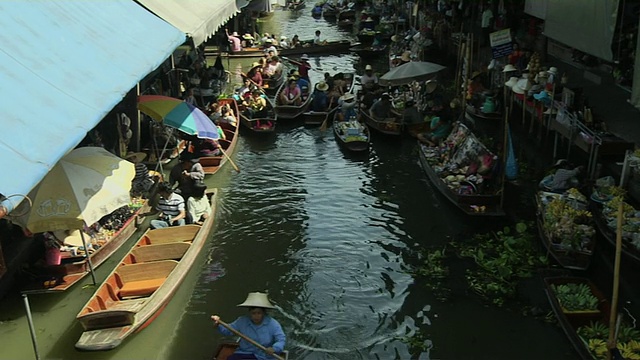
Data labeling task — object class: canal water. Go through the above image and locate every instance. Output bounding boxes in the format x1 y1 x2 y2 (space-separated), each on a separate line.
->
0 8 579 360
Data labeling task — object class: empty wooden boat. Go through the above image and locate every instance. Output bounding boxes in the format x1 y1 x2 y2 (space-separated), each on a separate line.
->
199 98 240 175
75 192 217 351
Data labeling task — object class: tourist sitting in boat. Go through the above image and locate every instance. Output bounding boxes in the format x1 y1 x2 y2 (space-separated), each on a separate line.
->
360 64 379 90
260 32 271 44
169 152 205 200
211 292 286 360
264 56 283 78
279 35 289 49
337 93 357 121
263 39 278 56
291 71 310 94
313 30 328 45
225 29 243 53
417 116 451 146
291 34 301 48
187 183 211 225
150 182 186 229
311 81 331 112
245 90 268 118
219 105 238 127
242 33 255 48
280 78 302 106
238 77 254 100
247 62 264 88
369 93 392 120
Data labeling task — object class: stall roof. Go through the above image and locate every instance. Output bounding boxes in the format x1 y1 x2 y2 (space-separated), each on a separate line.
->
136 0 240 46
0 0 185 213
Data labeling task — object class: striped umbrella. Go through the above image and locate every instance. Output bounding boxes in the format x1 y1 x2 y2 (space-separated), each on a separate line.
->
137 95 219 140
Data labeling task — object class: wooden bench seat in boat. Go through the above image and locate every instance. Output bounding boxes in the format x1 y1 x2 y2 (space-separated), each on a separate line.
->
116 260 178 299
131 242 190 263
143 225 200 245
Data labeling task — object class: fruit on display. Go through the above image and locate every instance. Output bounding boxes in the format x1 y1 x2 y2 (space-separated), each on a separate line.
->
527 52 541 77
550 283 598 312
541 191 595 252
602 196 640 251
578 321 640 360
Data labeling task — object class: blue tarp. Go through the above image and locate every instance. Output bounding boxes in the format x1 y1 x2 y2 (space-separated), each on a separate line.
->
0 1 185 213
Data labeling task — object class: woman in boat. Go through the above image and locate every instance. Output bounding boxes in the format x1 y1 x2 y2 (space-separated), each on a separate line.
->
245 90 268 118
219 105 238 127
417 116 451 147
336 93 357 121
279 78 302 106
247 62 264 88
187 182 211 225
211 292 286 360
238 77 254 100
290 34 301 48
311 81 331 112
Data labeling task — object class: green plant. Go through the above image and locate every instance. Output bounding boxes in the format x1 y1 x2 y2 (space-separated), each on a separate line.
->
397 330 432 357
407 247 451 301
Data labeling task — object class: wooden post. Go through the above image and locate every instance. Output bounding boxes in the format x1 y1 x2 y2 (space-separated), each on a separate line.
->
607 200 624 359
500 108 510 210
135 83 141 152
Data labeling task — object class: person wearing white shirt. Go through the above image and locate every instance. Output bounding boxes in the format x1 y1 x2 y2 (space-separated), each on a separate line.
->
481 6 493 47
187 183 211 225
280 36 289 49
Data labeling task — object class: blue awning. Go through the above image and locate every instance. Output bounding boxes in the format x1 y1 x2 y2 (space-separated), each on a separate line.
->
0 1 185 214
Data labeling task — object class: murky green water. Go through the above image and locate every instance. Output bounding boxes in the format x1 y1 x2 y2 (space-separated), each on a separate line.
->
0 8 579 360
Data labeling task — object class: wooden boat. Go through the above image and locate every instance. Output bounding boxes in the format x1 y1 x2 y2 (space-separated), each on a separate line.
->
417 142 505 217
75 192 217 351
321 6 338 18
304 72 355 126
465 104 502 121
214 340 289 360
275 80 313 120
22 205 148 294
535 191 595 270
361 109 402 136
333 114 369 152
337 19 355 29
239 95 277 133
215 40 352 59
199 98 240 175
590 201 640 266
287 0 305 10
349 44 387 58
337 8 355 20
543 277 610 360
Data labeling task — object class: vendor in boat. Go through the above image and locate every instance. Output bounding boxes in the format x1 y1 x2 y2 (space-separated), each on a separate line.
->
539 160 584 192
422 80 444 115
279 78 302 106
211 292 286 360
369 93 392 121
242 33 255 48
402 100 423 125
417 116 451 147
226 29 243 53
287 54 311 82
187 182 211 225
150 182 186 229
126 152 154 198
360 64 379 91
311 81 331 112
337 93 357 121
169 152 205 200
247 62 264 88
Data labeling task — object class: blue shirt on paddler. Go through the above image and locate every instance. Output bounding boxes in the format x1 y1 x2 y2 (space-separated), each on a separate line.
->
217 315 286 360
296 78 310 93
311 90 329 111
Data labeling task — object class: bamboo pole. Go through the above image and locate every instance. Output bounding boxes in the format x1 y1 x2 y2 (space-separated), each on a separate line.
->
499 108 510 210
607 200 624 359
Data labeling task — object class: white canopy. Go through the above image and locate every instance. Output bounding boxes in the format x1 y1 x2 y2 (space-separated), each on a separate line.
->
137 0 239 46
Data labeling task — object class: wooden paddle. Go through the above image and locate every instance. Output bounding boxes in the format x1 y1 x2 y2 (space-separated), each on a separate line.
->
319 98 334 131
216 319 285 360
280 56 324 72
219 147 240 173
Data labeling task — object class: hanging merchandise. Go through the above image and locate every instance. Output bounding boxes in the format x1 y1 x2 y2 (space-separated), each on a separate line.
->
505 123 518 180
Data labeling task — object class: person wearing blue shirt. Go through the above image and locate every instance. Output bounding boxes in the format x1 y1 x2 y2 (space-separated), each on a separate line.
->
211 292 286 360
292 71 310 94
311 81 330 112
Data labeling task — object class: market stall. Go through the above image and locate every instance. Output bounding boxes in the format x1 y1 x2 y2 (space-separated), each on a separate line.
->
418 122 504 216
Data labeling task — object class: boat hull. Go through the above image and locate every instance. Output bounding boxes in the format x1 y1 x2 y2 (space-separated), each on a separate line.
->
361 111 402 136
199 99 240 175
215 41 352 59
275 81 313 120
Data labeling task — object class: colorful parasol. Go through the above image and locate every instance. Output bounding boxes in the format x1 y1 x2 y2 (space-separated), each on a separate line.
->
137 95 219 140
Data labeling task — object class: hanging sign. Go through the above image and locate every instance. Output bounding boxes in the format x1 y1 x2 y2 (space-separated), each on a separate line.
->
489 29 513 59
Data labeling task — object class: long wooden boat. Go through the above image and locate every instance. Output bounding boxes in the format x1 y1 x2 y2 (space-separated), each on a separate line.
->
303 72 355 126
535 191 595 271
22 204 148 294
337 19 355 29
543 277 610 360
215 40 352 59
200 98 240 175
333 113 369 152
465 104 502 122
239 96 277 133
590 201 640 266
337 8 356 20
275 80 313 120
75 192 217 351
349 44 387 58
417 142 505 216
213 340 289 360
362 109 402 136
